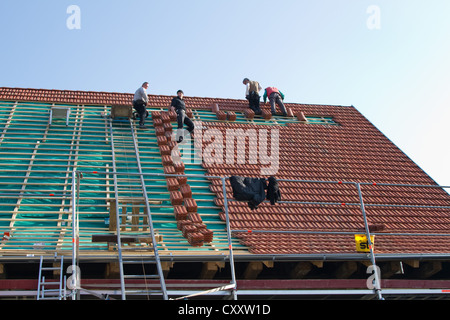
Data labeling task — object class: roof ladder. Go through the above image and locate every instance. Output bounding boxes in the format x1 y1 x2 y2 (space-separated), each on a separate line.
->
37 254 67 300
109 118 168 300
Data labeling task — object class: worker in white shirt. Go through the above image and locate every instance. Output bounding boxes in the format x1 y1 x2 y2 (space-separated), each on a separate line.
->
133 82 149 129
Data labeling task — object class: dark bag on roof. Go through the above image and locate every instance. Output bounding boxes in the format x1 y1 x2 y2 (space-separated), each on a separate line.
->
230 176 266 210
266 176 281 205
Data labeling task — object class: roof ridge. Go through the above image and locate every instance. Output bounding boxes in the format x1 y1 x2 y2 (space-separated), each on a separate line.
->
0 86 351 108
0 86 130 95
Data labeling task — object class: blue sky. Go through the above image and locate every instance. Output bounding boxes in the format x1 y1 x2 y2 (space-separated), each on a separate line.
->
0 0 449 186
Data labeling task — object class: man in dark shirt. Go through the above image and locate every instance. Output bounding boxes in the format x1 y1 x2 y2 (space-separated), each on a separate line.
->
170 90 195 143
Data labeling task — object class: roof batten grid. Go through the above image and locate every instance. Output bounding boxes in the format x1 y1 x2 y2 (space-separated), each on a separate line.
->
0 102 108 254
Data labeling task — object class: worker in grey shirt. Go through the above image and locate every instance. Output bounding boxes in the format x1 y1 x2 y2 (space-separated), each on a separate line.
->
133 82 149 129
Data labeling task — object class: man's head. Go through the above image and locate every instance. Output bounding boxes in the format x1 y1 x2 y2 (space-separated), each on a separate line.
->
177 90 184 98
142 82 149 89
243 78 250 85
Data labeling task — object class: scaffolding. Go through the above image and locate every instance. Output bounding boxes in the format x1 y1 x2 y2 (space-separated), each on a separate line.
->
71 170 238 300
69 171 450 300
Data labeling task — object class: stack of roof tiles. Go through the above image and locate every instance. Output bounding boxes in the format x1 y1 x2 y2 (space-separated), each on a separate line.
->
153 110 213 247
2 86 450 256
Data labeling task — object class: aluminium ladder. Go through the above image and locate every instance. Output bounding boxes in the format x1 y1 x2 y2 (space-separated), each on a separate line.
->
37 255 66 300
109 118 168 300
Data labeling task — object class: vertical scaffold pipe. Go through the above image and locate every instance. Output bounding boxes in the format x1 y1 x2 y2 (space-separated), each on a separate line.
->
221 177 238 300
71 170 79 300
355 182 383 300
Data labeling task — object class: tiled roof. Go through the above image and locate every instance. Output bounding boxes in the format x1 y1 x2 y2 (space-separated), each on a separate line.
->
204 118 450 255
1 86 449 257
0 86 247 110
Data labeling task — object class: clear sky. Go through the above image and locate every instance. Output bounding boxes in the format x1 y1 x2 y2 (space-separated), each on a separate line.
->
0 0 449 187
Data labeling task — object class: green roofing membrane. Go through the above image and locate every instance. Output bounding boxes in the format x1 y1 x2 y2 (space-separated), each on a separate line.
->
0 102 108 252
193 109 337 126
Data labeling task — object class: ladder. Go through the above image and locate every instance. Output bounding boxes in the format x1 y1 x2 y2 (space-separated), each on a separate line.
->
109 118 168 300
37 255 66 300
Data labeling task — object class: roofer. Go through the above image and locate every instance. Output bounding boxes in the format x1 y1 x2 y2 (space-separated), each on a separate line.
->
263 86 287 117
243 78 262 115
133 82 149 129
170 90 195 143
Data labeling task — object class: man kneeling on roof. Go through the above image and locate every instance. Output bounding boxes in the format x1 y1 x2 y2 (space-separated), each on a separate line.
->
263 86 287 117
243 78 262 115
170 90 195 143
133 82 149 129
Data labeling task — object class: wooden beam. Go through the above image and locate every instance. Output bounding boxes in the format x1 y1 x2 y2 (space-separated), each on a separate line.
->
120 206 127 232
404 260 420 268
108 201 117 232
0 103 17 144
160 261 173 278
92 234 138 243
380 261 403 279
105 262 120 279
52 261 62 278
417 261 442 279
243 262 263 279
131 207 140 232
104 105 110 145
57 105 83 251
290 262 313 279
142 207 149 232
335 261 358 279
106 197 163 205
200 262 225 279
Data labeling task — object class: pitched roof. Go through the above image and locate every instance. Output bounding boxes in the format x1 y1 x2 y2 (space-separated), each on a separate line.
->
1 86 449 257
